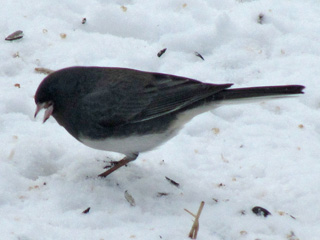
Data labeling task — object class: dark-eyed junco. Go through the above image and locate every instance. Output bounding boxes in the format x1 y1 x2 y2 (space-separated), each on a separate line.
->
34 66 304 177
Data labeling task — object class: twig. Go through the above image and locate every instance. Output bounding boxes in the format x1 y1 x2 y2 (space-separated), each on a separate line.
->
157 192 169 197
184 201 205 239
165 176 180 187
194 52 204 60
34 67 54 75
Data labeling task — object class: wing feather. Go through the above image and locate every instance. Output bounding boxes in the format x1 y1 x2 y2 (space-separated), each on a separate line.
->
79 72 232 127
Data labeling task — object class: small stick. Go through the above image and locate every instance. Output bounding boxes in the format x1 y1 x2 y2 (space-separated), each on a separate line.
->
157 192 169 197
194 52 204 60
165 176 180 187
35 67 54 75
184 201 205 239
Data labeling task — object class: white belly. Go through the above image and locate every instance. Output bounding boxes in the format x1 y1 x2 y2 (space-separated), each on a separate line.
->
78 103 220 156
79 133 170 156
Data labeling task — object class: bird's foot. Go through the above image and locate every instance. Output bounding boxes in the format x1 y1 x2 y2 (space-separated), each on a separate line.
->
98 153 138 178
103 161 124 169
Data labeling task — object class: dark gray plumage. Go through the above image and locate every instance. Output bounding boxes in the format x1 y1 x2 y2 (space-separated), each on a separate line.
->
34 66 305 177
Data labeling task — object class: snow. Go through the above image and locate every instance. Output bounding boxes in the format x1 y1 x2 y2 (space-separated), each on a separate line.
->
0 0 319 239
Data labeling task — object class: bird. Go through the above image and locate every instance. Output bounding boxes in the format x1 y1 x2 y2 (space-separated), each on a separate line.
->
34 66 305 177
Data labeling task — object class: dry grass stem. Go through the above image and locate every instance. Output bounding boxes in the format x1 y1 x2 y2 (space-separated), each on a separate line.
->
184 201 205 239
35 68 54 75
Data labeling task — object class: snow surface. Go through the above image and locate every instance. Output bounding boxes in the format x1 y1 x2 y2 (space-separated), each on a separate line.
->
0 0 319 239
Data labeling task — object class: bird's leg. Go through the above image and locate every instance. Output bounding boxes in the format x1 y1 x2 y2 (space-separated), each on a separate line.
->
98 153 139 178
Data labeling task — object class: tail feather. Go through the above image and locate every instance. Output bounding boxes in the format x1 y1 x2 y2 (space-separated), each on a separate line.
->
213 85 305 101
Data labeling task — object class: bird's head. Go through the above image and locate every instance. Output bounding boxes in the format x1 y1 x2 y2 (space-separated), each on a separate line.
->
34 66 101 124
34 66 89 124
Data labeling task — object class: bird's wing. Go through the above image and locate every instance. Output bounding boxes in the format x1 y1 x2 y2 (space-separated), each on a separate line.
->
129 73 232 123
80 73 232 127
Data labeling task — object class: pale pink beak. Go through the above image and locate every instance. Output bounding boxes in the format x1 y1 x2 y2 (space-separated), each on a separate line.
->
34 102 54 123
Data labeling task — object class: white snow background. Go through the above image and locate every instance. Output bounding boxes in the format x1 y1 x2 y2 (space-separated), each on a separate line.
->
0 0 319 239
